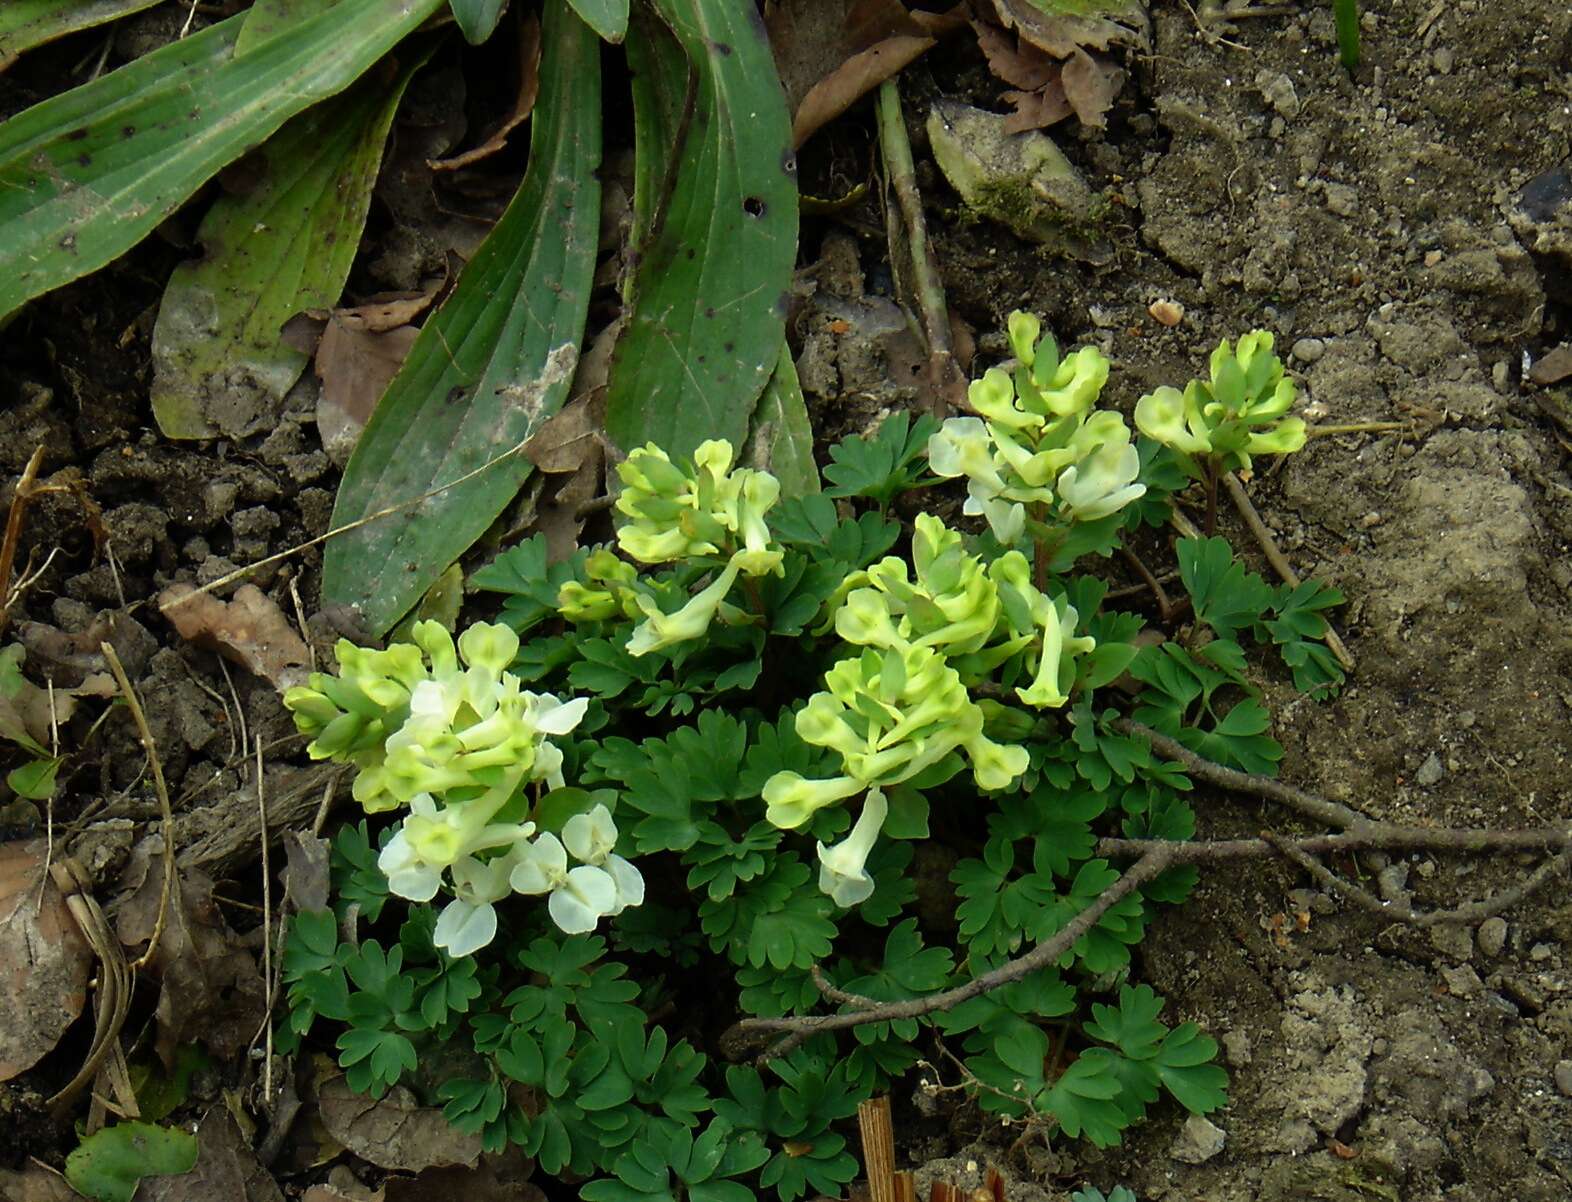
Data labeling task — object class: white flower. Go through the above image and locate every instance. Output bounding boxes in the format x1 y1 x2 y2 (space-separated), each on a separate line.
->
433 851 518 957
378 793 533 903
510 824 640 934
816 788 888 907
563 804 645 916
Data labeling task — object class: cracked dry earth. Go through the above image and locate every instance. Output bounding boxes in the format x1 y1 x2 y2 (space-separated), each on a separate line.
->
907 1 1572 1198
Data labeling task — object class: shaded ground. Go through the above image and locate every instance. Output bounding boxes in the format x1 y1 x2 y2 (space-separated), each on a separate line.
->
3 2 1572 1200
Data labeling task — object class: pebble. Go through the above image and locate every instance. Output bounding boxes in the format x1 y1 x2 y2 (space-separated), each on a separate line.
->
1291 336 1326 363
1441 964 1483 997
1555 1061 1572 1097
1429 924 1473 962
1433 47 1455 74
1529 942 1554 962
1149 299 1184 327
1170 1114 1226 1164
1222 1029 1253 1067
1477 917 1508 958
1323 182 1359 217
1415 752 1445 787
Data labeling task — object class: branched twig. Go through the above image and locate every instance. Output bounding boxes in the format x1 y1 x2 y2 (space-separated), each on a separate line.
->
724 722 1572 1060
721 847 1175 1060
1114 718 1368 830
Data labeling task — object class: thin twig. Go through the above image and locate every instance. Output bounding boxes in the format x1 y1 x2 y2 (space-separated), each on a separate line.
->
1119 545 1175 621
1262 831 1572 926
877 77 964 417
0 445 47 632
1115 718 1369 830
1222 471 1356 673
723 847 1175 1060
256 735 274 1104
100 642 175 972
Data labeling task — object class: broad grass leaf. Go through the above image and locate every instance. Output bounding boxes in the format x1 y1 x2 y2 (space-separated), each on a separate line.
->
322 0 602 635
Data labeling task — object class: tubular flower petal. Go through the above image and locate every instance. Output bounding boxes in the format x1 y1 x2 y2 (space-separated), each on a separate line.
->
762 772 865 829
1055 421 1146 523
1016 596 1097 709
816 788 888 907
626 561 742 657
1037 345 1110 418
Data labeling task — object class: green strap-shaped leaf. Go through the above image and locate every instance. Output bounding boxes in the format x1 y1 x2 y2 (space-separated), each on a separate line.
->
150 53 426 439
235 0 343 56
566 0 630 42
0 0 163 65
746 343 819 499
449 0 508 44
604 0 798 458
321 0 602 636
0 0 444 320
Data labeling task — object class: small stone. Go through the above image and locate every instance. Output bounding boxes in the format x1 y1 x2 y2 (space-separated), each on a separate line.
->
1423 248 1445 267
1529 942 1554 962
1415 752 1444 787
1441 964 1483 997
1415 859 1436 879
1323 182 1359 217
1148 299 1184 327
1433 47 1454 74
1170 1114 1226 1164
1554 1061 1572 1097
1477 917 1508 958
1429 924 1473 962
1377 863 1410 901
1291 337 1326 363
1222 1029 1253 1067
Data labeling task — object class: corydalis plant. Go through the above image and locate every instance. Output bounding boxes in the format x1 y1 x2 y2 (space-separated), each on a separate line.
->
927 312 1146 546
566 439 786 656
1134 330 1306 530
284 620 643 954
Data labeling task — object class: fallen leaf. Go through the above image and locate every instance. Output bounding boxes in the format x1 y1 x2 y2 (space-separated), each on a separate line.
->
520 393 605 474
1060 47 1122 128
317 1076 484 1173
791 35 936 148
282 830 332 914
430 13 542 172
0 1159 79 1202
139 1108 284 1202
1001 82 1072 134
383 1145 543 1202
767 0 926 115
0 840 90 1082
991 0 1148 58
1528 344 1572 385
0 643 71 753
972 19 1053 89
158 583 312 695
115 845 267 1069
15 611 157 688
313 320 422 466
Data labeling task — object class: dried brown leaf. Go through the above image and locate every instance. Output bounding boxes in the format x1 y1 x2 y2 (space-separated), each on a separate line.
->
0 1159 80 1202
971 20 1053 90
331 293 439 334
318 1076 483 1173
520 395 604 475
0 840 90 1082
139 1108 284 1202
16 610 157 688
1528 344 1572 385
382 1145 541 1202
792 35 935 149
990 0 1148 57
115 845 267 1068
1001 81 1072 133
1060 47 1122 128
314 320 422 465
430 13 542 172
158 583 312 695
282 830 331 914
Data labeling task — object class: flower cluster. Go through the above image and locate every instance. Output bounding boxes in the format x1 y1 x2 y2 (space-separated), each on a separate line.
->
927 311 1146 544
766 510 1103 907
283 621 643 955
558 440 784 657
1134 330 1306 473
